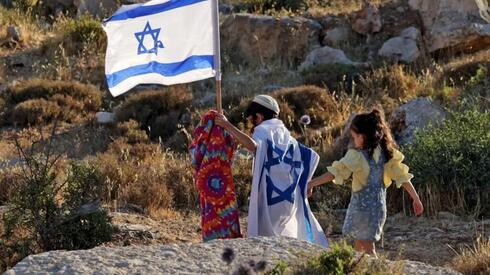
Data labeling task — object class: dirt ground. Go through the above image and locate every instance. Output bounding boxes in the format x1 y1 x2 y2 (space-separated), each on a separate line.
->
107 209 488 269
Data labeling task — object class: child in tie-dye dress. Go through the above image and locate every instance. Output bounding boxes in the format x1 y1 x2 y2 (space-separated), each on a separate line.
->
308 109 424 257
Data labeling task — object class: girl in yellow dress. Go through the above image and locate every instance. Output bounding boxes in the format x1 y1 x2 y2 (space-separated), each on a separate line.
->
308 109 423 257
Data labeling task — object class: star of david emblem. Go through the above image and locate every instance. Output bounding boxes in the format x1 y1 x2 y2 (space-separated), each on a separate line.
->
264 140 303 206
134 21 165 55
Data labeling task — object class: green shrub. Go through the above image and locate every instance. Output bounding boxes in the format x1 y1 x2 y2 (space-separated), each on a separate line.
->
267 242 358 275
301 63 361 92
57 15 106 54
115 87 193 140
304 242 356 275
3 135 113 264
403 110 490 215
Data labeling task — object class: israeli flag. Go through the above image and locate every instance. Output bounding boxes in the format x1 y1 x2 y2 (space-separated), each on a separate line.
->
103 0 216 96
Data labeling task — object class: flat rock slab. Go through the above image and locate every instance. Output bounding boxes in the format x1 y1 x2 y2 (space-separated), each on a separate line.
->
5 237 323 274
5 236 461 274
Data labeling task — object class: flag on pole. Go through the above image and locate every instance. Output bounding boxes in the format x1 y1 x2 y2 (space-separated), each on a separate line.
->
103 0 216 96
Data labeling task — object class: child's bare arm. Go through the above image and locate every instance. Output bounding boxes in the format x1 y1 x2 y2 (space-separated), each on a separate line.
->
215 113 257 152
401 182 424 216
309 172 335 189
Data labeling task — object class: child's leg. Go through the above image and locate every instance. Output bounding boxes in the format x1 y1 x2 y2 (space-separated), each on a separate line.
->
354 240 377 257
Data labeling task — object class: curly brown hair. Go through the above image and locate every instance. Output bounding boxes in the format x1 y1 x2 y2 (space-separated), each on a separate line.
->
350 108 397 161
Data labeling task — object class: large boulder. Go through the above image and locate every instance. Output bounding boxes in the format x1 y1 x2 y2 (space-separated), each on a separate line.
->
378 27 421 63
221 14 322 67
5 236 461 274
389 97 447 145
299 46 355 70
409 0 490 53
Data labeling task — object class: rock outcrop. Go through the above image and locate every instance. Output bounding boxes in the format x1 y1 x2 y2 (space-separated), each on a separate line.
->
378 27 421 63
409 0 490 53
221 14 322 67
389 97 447 145
5 236 461 274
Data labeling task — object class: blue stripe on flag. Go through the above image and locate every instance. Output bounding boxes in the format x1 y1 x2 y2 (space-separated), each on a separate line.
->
298 144 315 243
106 55 214 88
105 0 208 22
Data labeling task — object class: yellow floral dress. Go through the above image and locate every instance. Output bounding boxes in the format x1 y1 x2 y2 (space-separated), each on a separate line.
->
327 147 413 241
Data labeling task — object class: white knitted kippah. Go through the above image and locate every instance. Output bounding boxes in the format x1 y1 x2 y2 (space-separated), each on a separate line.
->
252 95 280 114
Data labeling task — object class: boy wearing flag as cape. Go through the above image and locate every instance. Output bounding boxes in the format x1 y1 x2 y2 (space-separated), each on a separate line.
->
216 95 328 247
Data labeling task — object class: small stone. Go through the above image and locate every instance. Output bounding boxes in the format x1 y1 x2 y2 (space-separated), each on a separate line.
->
95 112 115 125
6 26 21 42
299 46 354 71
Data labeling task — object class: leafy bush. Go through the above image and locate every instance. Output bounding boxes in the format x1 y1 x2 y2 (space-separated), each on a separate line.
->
303 242 356 275
56 15 106 55
3 79 102 126
2 132 113 268
403 110 490 215
301 63 361 92
115 87 193 140
267 242 402 275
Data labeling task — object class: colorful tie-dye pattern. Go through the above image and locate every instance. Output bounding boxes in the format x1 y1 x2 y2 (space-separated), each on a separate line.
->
189 110 242 241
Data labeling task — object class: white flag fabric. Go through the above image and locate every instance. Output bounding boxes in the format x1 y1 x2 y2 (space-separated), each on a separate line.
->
103 0 216 96
247 119 329 248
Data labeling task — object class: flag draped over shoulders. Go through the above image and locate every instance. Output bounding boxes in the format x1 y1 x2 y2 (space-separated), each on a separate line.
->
189 110 242 241
248 119 328 248
103 0 216 96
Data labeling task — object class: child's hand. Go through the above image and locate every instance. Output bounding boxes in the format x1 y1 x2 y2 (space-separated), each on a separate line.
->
307 187 314 198
215 113 230 129
413 198 424 216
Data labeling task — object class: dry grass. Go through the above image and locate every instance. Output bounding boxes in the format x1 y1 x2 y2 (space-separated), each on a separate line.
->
116 87 194 140
0 7 46 55
358 64 435 106
94 139 198 216
92 137 254 217
452 237 490 275
3 79 102 126
306 0 389 17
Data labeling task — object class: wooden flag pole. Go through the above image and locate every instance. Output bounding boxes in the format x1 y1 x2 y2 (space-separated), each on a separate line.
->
212 0 223 113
